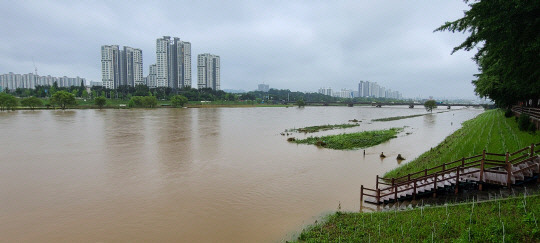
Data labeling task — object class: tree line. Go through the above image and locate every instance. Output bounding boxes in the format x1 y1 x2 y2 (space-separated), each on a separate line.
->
436 0 539 108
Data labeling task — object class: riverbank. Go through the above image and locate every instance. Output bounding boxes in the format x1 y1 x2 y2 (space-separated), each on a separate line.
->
292 109 540 242
294 194 540 242
385 109 539 178
4 99 290 110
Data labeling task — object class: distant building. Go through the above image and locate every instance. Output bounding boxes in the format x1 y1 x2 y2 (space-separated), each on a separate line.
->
358 80 402 99
0 72 86 90
156 36 191 89
197 53 220 90
90 81 103 87
146 64 157 88
318 87 333 96
257 84 269 92
101 45 143 89
334 89 353 98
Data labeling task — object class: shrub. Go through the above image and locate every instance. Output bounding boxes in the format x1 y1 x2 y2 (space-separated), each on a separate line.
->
528 123 537 133
504 108 513 118
517 114 531 131
171 95 188 108
94 96 107 109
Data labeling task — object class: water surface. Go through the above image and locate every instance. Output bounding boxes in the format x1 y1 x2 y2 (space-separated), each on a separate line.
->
0 106 482 242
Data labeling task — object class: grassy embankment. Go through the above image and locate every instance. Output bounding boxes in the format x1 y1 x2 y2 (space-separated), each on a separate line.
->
293 109 539 242
385 109 539 178
295 195 540 242
288 124 360 133
293 128 403 150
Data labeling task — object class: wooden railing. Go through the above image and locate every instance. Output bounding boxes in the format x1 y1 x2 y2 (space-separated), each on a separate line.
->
361 143 540 204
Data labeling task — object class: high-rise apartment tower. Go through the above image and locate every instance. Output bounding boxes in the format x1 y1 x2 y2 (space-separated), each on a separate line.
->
197 53 220 90
155 36 191 89
101 45 142 89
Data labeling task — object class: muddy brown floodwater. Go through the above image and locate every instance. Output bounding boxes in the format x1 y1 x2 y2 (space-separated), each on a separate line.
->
0 106 482 242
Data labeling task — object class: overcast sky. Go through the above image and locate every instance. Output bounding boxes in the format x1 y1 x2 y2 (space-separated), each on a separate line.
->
0 1 479 98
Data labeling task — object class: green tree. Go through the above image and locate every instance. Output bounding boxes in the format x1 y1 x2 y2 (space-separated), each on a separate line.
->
82 90 89 99
424 100 437 113
296 99 306 107
171 95 188 108
51 91 77 110
128 96 157 108
20 96 43 110
435 1 539 107
0 93 18 111
142 96 157 108
94 96 107 109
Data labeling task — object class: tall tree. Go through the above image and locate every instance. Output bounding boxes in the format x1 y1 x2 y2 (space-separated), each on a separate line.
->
94 96 107 109
51 91 77 110
20 96 43 110
435 0 540 107
0 93 18 111
424 100 437 113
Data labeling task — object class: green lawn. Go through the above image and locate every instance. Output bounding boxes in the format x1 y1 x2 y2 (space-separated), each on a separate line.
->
294 195 540 242
385 109 540 178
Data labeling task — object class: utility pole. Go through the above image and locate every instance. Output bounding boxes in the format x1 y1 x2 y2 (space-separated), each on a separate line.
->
32 57 38 75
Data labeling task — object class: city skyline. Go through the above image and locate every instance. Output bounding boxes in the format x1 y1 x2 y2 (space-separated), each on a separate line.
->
0 1 478 98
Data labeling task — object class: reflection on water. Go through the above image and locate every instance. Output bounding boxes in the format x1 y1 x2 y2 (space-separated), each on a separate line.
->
0 106 482 242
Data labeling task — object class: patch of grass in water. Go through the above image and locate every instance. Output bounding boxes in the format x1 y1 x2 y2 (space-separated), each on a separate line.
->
373 110 452 122
294 128 403 150
289 123 360 133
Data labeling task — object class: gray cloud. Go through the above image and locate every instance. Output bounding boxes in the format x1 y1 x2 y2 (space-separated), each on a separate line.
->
0 0 478 98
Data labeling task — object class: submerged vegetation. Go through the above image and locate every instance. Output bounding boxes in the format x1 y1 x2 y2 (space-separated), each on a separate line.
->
372 110 452 122
294 128 403 150
289 123 360 133
372 113 426 122
295 195 540 242
385 109 539 178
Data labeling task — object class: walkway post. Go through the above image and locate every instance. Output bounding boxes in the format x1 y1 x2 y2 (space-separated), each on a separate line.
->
376 189 380 204
531 143 535 158
394 184 398 202
360 185 364 205
413 178 417 200
479 149 486 191
506 151 511 188
433 172 438 198
376 175 379 190
455 166 460 194
461 157 465 167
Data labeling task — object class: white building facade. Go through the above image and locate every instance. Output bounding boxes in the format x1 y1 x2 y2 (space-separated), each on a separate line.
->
155 36 192 89
197 53 220 90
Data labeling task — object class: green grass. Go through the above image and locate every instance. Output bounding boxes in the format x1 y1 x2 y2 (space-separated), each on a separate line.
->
289 123 360 133
294 128 403 150
294 195 540 242
384 109 540 178
372 110 452 122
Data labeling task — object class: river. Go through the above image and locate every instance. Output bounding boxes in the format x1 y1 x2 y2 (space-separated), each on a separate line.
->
0 106 482 242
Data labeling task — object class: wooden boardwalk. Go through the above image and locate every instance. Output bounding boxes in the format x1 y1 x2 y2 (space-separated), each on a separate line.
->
361 143 540 204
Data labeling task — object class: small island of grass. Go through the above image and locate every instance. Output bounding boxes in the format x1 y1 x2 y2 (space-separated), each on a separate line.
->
289 123 360 133
293 128 403 150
